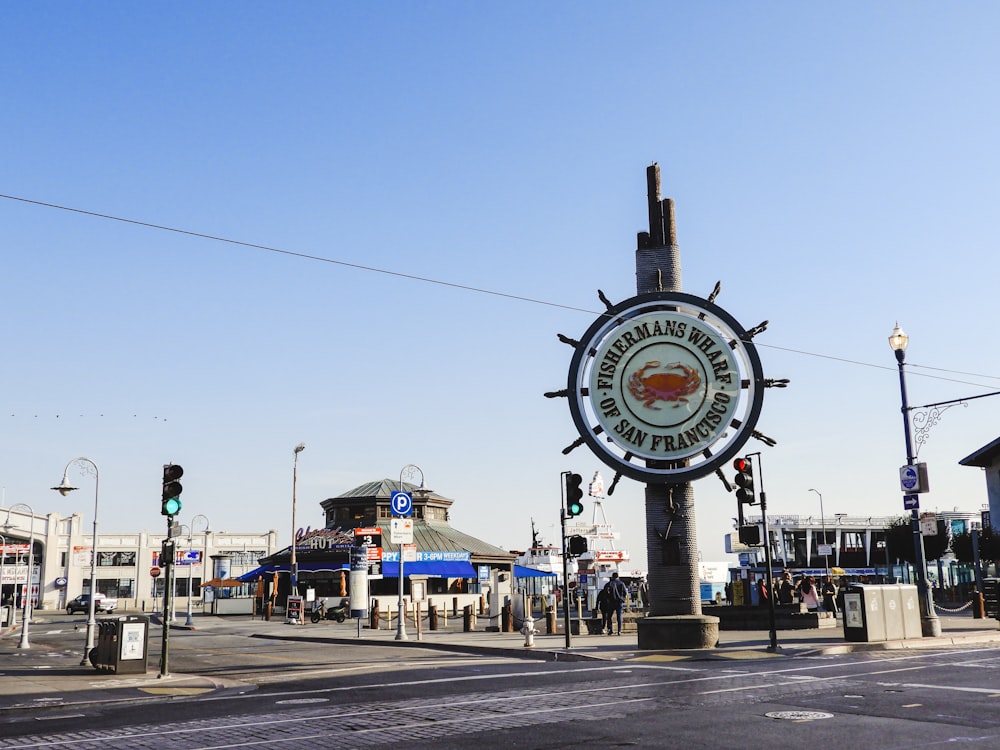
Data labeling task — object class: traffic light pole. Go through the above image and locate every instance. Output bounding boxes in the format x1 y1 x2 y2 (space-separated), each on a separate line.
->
159 523 174 678
747 452 779 652
559 471 572 650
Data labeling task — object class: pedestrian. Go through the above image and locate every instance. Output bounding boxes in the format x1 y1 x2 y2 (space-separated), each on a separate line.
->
800 576 820 611
609 572 629 635
821 575 838 616
756 576 769 607
778 572 795 605
597 582 614 635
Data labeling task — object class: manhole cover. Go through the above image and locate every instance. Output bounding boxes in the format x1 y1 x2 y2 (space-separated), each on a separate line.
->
765 711 834 721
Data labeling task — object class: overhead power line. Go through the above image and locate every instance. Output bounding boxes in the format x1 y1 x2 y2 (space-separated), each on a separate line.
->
2 192 997 393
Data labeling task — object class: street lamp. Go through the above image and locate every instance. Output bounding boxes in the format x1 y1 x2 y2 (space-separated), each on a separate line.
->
187 514 210 626
396 463 424 642
52 457 101 665
808 489 829 576
289 443 305 624
889 324 942 637
2 503 36 649
0 533 6 627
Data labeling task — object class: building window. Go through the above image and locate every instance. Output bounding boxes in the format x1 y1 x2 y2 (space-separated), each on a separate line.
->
841 532 864 552
97 579 134 599
229 550 266 566
97 551 138 567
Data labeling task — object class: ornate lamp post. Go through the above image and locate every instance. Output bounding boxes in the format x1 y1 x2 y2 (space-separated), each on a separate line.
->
888 324 941 637
396 463 424 641
289 443 305 623
52 457 101 665
0 533 7 627
2 504 36 649
187 514 210 626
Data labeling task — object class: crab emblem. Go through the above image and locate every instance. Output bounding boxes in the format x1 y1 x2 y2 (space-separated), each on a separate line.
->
626 361 701 409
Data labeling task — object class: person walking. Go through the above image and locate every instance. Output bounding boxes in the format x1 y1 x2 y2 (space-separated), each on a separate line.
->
821 575 838 616
597 582 614 635
800 576 820 611
778 572 795 605
609 572 629 635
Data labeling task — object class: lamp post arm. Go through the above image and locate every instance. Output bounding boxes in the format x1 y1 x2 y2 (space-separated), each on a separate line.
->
910 390 1000 411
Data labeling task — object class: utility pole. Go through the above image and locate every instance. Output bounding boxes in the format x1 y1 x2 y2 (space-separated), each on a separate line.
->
560 471 572 650
159 526 174 678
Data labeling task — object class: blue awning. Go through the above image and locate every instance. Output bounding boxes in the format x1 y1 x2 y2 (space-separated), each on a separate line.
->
236 562 350 582
514 565 557 578
381 561 477 578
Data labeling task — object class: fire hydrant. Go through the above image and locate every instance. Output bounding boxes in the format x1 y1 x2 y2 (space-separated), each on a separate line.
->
521 615 537 648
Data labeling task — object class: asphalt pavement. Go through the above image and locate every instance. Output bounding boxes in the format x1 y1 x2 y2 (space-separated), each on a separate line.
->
2 608 998 716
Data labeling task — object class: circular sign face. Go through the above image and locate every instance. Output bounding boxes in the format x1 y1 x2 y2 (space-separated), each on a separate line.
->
567 292 765 483
390 491 413 517
150 566 162 578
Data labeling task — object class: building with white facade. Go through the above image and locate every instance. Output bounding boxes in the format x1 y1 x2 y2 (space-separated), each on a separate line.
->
1 505 278 613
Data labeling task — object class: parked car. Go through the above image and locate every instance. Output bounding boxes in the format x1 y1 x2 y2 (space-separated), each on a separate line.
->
66 594 118 615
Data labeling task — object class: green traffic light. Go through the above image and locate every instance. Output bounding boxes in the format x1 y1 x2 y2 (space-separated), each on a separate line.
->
163 497 182 516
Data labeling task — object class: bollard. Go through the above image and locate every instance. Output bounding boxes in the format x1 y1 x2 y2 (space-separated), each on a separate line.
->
370 600 380 630
480 594 486 615
463 604 474 632
973 591 985 619
545 609 556 634
453 597 459 618
502 604 513 632
416 602 422 640
429 603 439 630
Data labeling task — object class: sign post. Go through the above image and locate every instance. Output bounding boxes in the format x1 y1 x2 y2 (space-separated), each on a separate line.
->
391 489 413 641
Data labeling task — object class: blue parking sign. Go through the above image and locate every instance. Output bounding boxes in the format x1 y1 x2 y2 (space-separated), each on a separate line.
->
390 491 413 516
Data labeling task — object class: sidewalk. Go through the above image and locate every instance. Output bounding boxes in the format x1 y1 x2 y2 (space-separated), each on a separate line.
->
1 610 998 715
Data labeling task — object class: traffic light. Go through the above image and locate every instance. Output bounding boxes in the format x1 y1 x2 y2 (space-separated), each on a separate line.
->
738 525 761 546
733 457 756 505
568 535 588 557
161 464 184 517
160 538 176 566
565 473 584 517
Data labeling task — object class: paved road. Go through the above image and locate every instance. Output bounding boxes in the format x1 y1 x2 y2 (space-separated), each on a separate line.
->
2 610 1000 748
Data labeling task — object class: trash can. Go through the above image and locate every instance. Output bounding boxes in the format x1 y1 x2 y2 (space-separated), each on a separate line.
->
896 584 922 639
983 578 1000 619
843 584 919 643
89 615 150 674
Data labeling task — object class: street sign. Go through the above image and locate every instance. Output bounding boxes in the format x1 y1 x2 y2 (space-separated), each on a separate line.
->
920 513 938 536
899 463 929 493
390 491 413 517
390 517 413 544
401 543 417 562
150 566 161 578
903 494 919 510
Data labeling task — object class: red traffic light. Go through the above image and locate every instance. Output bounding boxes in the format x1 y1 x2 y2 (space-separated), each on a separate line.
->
733 456 756 504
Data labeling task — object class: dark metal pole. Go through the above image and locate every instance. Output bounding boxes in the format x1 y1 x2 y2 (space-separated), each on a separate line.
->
895 348 941 637
159 521 173 678
749 452 778 651
560 472 572 649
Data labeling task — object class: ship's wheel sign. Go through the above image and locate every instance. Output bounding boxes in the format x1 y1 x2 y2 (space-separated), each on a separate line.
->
563 292 767 483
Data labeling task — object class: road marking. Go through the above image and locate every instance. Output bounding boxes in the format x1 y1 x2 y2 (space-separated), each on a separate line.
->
885 682 1000 696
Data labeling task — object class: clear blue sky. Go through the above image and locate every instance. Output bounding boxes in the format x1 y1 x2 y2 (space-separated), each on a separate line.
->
3 3 999 571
